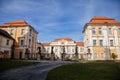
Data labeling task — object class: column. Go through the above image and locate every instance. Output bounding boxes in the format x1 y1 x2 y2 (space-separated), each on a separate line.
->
88 26 93 60
114 26 120 59
103 25 110 60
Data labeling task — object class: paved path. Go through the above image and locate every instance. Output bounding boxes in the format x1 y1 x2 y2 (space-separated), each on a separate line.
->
0 61 74 80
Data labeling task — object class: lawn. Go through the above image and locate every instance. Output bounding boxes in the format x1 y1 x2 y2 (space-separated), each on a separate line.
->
0 60 38 72
46 61 120 80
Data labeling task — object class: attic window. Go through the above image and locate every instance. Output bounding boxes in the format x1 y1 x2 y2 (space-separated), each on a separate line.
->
104 22 108 24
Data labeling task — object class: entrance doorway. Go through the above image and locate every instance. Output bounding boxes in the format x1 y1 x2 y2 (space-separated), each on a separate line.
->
19 52 22 59
4 51 9 59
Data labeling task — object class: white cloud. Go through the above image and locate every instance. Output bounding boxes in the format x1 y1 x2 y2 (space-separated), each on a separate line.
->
0 0 120 42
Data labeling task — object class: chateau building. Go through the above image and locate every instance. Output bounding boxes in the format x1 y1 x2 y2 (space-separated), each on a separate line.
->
40 38 85 60
0 20 38 59
83 16 120 60
0 16 120 60
0 29 14 59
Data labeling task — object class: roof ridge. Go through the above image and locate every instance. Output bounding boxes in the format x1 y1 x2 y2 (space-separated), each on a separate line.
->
89 16 120 23
0 20 29 27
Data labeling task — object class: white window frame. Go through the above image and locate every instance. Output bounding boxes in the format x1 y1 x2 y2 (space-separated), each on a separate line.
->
99 40 103 46
110 40 114 47
92 28 96 34
10 29 14 35
21 29 25 35
118 28 120 34
93 40 96 46
19 37 25 46
108 28 112 34
94 53 97 60
101 53 105 60
20 40 24 46
98 28 102 34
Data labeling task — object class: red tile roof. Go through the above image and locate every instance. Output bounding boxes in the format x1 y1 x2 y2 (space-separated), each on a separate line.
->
76 42 84 46
42 43 50 46
89 16 120 24
0 20 38 33
82 16 120 33
0 20 29 27
53 38 73 42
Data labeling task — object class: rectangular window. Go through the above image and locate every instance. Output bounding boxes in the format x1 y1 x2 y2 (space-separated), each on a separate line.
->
94 53 97 59
110 40 113 46
93 40 96 46
92 28 96 34
29 29 32 36
29 39 31 45
72 49 74 52
47 48 49 52
20 40 24 46
10 29 14 35
21 29 25 35
55 48 57 52
118 28 120 34
101 53 104 59
80 48 83 52
108 28 112 34
6 40 9 45
68 49 70 52
98 28 102 34
99 40 103 46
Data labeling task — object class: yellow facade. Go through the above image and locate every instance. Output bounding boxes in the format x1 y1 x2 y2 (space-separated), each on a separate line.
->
0 20 38 59
0 30 14 59
83 16 120 60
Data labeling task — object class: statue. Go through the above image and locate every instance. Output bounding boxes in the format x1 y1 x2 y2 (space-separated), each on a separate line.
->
37 47 41 60
25 48 30 59
75 46 78 60
87 48 91 59
51 46 54 60
62 46 65 60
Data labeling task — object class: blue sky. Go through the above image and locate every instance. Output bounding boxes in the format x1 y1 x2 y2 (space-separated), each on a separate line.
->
0 0 120 42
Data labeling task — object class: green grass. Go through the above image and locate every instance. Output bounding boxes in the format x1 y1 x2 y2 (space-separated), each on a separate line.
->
0 60 38 72
46 61 120 80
